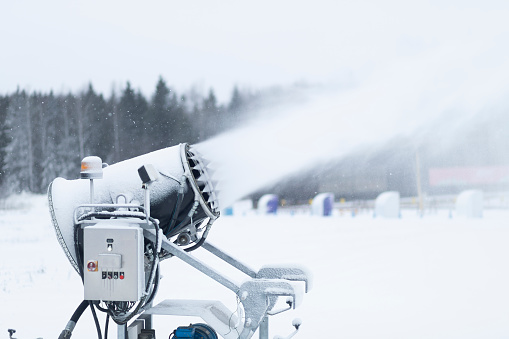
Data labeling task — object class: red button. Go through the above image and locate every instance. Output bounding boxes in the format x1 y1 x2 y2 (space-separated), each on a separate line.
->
87 261 98 272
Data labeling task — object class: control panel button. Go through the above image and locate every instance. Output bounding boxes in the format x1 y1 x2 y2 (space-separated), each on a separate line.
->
87 261 98 272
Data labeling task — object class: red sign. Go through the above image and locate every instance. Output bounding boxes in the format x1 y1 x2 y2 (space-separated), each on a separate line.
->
429 166 509 186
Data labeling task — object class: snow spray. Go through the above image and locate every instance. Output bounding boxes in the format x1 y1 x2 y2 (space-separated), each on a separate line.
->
195 43 509 209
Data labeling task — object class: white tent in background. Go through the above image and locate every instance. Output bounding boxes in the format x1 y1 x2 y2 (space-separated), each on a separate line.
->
311 192 334 216
257 194 279 215
456 190 483 218
374 191 400 218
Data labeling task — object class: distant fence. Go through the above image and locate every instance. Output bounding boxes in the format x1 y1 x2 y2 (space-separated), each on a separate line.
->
277 191 509 216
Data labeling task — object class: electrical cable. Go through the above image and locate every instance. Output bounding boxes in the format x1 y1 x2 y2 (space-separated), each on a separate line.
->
73 224 84 281
58 300 89 339
224 295 242 337
184 220 213 252
142 266 160 309
95 302 110 313
71 300 89 323
89 301 103 339
167 200 200 238
166 176 186 235
104 314 110 339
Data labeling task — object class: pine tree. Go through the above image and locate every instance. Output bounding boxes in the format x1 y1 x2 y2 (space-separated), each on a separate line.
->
107 92 121 164
227 86 244 129
147 77 192 149
59 93 82 178
174 94 193 144
166 91 188 146
40 92 64 189
147 77 170 150
134 90 149 154
201 88 224 138
118 82 138 159
31 92 50 192
4 90 35 193
82 84 112 161
0 96 10 189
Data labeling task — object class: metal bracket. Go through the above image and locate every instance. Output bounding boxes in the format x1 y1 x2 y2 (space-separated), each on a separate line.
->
141 231 311 339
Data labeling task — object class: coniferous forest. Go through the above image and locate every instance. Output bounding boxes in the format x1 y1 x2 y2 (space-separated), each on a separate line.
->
1 76 508 202
0 77 262 196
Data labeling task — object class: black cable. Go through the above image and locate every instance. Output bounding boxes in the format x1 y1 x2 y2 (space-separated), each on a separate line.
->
89 301 103 339
58 300 89 339
167 215 190 237
184 233 206 252
184 221 212 252
167 186 185 235
74 224 84 281
167 200 201 238
144 241 159 293
95 302 110 313
71 300 89 323
104 314 110 339
143 266 160 307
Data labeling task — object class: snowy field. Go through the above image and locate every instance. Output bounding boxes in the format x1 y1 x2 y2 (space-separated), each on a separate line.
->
1 194 509 339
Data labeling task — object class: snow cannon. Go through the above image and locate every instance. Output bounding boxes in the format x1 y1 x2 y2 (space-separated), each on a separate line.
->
311 192 334 216
374 191 400 218
49 142 310 339
48 143 220 273
456 189 483 218
258 194 279 215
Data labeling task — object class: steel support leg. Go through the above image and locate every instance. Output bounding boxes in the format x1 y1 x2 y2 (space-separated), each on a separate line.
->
259 316 269 339
118 324 127 339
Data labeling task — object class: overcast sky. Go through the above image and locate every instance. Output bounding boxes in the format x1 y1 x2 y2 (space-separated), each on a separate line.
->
1 0 509 102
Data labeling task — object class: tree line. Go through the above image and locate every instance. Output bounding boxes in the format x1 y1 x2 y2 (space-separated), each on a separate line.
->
3 76 503 202
0 77 261 195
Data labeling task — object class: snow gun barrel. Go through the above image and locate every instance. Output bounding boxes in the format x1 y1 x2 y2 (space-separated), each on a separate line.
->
48 143 220 273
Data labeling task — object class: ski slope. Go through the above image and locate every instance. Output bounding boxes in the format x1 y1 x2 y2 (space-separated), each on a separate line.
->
1 194 509 338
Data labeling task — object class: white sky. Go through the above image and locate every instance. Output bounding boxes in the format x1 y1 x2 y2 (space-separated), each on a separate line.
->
1 0 509 102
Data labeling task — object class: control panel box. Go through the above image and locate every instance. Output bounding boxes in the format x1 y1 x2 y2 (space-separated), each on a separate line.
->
83 221 144 302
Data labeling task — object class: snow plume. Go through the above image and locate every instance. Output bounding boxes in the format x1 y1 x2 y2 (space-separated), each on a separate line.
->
196 42 509 209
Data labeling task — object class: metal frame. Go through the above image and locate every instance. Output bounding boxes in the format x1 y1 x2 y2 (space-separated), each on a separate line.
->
126 230 310 339
76 207 309 339
72 181 309 339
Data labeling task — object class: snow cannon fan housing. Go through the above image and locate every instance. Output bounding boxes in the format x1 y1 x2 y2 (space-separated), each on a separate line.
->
48 143 220 273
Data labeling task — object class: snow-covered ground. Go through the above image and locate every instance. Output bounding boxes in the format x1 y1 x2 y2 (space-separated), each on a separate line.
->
1 194 509 339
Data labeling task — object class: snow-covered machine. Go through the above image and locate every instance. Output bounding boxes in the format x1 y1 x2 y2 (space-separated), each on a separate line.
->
48 143 310 339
